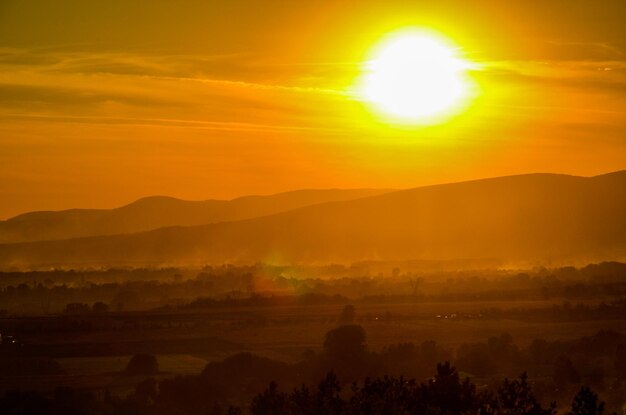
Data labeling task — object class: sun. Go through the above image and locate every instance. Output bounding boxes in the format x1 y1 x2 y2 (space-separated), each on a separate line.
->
358 29 476 125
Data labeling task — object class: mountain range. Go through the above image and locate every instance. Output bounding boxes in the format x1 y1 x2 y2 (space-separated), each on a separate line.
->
0 171 624 270
0 189 391 243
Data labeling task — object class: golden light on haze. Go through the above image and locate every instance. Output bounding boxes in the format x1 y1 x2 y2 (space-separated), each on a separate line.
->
356 29 478 125
0 1 625 218
2 6 626 413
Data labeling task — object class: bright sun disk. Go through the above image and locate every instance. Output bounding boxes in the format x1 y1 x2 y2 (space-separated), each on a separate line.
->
359 30 476 125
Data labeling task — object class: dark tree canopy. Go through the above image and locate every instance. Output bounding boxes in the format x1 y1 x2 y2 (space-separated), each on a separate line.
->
323 324 367 361
338 304 355 324
125 353 159 376
92 301 110 313
567 386 605 415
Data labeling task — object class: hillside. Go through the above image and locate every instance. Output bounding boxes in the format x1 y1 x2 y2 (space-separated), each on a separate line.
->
0 172 625 269
0 189 391 243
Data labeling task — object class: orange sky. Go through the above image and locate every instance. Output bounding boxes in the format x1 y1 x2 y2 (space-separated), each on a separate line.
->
1 0 625 219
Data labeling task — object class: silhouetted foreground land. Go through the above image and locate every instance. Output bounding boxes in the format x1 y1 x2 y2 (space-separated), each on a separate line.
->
0 262 625 413
0 368 610 415
0 326 622 414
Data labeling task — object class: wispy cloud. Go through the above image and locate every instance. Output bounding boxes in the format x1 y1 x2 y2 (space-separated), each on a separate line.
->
0 48 356 129
0 113 348 134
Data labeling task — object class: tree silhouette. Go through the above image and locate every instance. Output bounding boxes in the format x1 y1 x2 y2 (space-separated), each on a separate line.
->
338 304 355 325
314 371 343 414
567 386 604 415
125 353 159 376
63 302 90 314
323 325 366 362
493 372 556 415
250 381 288 415
349 375 415 414
92 301 110 313
420 362 479 414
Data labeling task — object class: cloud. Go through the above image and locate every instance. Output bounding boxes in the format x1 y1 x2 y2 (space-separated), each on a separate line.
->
473 59 626 116
0 48 358 136
0 48 354 87
1 46 626 141
543 41 625 61
0 82 185 109
0 113 347 135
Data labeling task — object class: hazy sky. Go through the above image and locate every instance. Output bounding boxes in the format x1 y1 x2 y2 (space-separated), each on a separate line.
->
1 0 625 218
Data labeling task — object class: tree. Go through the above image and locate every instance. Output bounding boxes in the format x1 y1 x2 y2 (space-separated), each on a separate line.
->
420 362 479 414
314 371 343 414
250 381 287 415
63 302 90 314
408 276 423 295
323 325 367 362
92 301 110 313
494 373 556 415
125 354 159 375
338 304 356 324
349 375 414 414
567 386 604 415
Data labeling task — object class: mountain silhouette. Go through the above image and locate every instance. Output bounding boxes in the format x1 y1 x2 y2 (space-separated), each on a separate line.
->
0 189 391 243
0 172 624 269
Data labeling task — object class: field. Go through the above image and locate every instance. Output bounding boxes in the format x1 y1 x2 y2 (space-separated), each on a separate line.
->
2 298 624 397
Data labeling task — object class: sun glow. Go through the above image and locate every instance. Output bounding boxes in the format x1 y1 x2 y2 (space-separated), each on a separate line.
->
358 29 477 125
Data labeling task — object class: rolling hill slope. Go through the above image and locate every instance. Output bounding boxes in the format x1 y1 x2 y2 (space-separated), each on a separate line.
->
0 172 624 269
0 189 391 243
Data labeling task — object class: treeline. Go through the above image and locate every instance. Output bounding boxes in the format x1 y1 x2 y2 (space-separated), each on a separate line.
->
478 300 626 322
454 330 626 391
0 361 614 415
247 367 606 415
1 261 625 314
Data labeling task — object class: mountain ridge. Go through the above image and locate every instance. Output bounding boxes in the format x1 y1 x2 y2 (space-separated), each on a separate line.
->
0 188 393 243
1 171 624 270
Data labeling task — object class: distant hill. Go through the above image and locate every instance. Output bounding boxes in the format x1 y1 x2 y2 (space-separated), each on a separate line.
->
0 189 391 243
0 171 625 269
